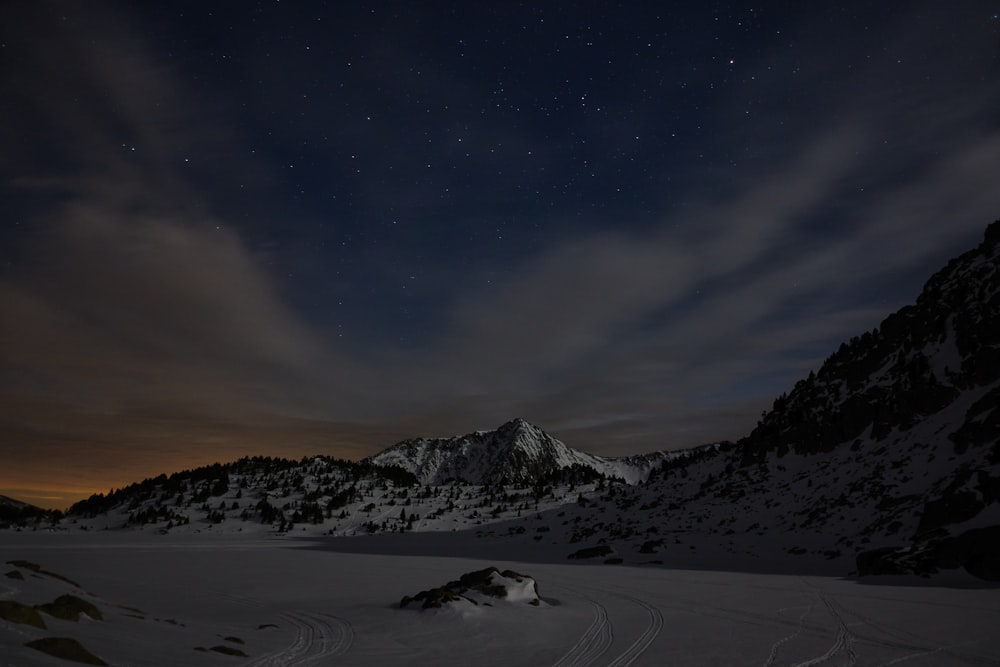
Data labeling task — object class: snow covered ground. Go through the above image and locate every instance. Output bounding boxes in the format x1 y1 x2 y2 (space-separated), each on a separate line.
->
2 531 998 666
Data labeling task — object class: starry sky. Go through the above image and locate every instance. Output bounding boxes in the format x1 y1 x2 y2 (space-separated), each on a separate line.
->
2 2 999 508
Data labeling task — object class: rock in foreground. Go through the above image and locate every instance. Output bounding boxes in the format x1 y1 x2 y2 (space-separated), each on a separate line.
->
399 567 541 610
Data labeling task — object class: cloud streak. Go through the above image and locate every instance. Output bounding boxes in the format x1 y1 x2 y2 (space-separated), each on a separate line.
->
2 1 999 505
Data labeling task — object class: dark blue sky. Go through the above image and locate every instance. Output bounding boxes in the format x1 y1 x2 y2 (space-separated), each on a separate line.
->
2 1 999 506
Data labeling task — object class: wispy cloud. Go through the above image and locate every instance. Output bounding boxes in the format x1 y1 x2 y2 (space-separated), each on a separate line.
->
2 1 998 505
0 3 373 497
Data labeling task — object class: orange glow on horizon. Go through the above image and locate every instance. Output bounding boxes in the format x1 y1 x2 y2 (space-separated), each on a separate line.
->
0 422 407 512
0 484 99 512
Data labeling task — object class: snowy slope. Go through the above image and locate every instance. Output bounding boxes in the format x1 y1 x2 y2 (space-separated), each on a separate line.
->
744 220 1000 461
481 389 997 577
529 221 1000 578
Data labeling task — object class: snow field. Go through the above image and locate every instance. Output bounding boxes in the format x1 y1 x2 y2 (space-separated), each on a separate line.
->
2 532 999 666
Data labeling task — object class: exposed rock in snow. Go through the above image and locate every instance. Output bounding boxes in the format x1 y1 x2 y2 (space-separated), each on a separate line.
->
399 566 541 610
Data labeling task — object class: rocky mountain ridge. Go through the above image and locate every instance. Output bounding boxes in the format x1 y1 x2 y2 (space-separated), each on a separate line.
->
364 417 669 486
743 220 999 461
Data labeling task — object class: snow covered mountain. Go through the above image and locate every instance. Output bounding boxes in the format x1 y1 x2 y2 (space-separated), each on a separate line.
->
10 221 999 581
364 417 667 486
743 220 1000 461
734 219 1000 576
534 220 1000 578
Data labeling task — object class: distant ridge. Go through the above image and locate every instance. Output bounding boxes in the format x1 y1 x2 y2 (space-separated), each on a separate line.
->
364 417 669 486
0 494 59 528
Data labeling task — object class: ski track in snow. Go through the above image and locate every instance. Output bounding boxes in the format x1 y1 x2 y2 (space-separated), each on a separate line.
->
604 595 664 667
801 594 856 667
758 579 1000 667
551 599 613 667
547 577 664 667
826 595 999 667
246 610 353 666
789 581 858 667
762 602 814 667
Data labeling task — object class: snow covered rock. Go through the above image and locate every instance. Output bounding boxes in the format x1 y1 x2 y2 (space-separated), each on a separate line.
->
399 567 541 610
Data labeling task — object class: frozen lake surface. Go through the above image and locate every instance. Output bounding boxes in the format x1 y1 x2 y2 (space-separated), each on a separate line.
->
2 531 998 666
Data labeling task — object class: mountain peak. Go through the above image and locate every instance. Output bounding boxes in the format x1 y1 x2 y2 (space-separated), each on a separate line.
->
365 419 568 485
495 417 544 444
498 416 533 430
365 419 661 486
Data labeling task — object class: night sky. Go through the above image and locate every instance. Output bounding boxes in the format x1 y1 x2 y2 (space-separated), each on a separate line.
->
2 2 999 508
